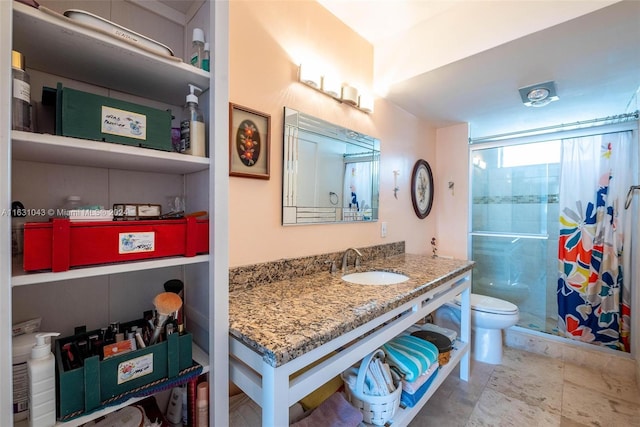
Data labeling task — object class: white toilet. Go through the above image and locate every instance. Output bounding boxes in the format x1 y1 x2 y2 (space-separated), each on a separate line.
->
433 293 519 364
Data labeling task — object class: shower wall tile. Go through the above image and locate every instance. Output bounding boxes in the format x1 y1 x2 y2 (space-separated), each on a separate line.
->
504 328 565 359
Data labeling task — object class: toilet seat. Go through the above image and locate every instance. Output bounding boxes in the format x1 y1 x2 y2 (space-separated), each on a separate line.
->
454 294 518 315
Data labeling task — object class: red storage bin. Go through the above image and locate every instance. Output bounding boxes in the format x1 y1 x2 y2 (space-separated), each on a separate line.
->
23 217 208 272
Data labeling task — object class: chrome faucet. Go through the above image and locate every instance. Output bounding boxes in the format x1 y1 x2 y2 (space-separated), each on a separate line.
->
342 247 363 273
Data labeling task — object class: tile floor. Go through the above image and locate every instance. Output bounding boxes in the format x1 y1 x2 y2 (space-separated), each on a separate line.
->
408 347 640 426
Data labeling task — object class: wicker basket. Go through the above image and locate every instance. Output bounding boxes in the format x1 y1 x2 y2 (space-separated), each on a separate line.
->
341 349 402 426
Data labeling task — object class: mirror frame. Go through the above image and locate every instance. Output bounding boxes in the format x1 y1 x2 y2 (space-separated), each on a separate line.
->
282 107 380 225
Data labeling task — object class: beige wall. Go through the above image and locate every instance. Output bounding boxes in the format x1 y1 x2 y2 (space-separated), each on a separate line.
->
229 0 457 267
433 123 470 260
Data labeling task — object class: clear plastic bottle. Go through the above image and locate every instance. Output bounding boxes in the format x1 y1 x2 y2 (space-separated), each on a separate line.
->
28 332 60 427
181 85 206 157
190 28 205 69
12 50 32 131
202 42 210 72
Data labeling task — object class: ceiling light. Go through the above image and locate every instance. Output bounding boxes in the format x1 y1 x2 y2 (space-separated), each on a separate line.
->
527 87 549 101
518 81 559 107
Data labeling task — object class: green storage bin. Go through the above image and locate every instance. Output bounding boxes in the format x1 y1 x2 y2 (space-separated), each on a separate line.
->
55 327 194 420
52 83 173 151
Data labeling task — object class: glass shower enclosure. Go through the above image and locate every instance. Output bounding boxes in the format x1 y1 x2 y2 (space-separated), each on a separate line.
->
469 140 561 334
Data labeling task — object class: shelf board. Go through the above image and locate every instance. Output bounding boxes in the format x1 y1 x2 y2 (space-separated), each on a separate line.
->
12 254 209 287
12 131 209 174
51 342 210 427
12 1 209 106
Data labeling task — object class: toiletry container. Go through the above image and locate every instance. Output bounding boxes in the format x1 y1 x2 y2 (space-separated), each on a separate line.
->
13 333 37 423
202 42 210 72
28 332 60 427
180 85 205 157
12 50 32 131
197 381 209 427
190 28 205 69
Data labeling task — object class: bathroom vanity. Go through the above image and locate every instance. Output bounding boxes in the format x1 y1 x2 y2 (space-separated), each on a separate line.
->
229 254 473 426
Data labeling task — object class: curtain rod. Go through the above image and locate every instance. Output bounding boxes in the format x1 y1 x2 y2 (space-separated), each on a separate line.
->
469 110 639 144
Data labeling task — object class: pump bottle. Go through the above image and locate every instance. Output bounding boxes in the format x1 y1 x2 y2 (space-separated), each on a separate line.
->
181 84 206 157
28 332 59 427
190 28 205 69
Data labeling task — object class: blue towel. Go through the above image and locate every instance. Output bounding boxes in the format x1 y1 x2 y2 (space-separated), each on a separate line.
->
400 369 439 408
382 335 438 382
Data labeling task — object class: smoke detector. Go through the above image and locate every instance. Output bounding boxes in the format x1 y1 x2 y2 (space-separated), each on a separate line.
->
519 81 559 107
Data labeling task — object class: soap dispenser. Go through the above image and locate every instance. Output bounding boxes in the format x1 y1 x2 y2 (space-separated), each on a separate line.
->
180 84 205 157
27 332 60 427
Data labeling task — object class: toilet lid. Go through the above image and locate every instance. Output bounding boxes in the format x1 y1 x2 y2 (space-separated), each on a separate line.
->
455 293 518 314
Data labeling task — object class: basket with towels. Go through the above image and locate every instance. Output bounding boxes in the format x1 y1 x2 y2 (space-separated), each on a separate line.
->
341 349 401 426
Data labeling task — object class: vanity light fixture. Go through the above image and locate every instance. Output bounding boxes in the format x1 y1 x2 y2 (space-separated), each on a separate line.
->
322 74 341 98
297 63 373 114
518 81 559 107
341 85 359 106
298 64 321 89
358 93 374 113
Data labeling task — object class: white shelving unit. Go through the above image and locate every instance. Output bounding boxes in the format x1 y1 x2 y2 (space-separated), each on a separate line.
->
1 1 229 426
229 271 471 427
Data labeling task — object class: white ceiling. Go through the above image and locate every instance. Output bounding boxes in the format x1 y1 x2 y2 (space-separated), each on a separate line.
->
319 0 640 138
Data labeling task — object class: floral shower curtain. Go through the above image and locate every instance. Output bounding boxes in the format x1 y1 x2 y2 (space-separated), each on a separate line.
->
557 131 633 351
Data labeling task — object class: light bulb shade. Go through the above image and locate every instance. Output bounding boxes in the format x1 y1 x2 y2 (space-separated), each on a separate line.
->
299 64 321 89
322 75 341 98
358 93 374 113
518 81 559 107
341 85 359 106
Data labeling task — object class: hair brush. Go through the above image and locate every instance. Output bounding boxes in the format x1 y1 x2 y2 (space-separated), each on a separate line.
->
149 292 183 345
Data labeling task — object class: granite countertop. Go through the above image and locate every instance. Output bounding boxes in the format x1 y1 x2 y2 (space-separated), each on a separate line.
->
229 254 474 368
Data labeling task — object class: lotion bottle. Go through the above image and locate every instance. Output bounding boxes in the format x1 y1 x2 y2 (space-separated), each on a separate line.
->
28 332 59 427
180 84 206 157
196 381 209 427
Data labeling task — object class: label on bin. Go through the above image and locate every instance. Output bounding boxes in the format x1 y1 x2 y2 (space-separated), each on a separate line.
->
119 232 155 254
101 106 147 140
117 353 154 384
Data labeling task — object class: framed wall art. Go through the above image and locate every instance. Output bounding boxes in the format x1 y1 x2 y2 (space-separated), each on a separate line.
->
411 159 434 219
229 103 271 179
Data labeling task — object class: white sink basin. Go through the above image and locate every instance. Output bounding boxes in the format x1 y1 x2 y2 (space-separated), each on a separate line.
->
341 271 410 285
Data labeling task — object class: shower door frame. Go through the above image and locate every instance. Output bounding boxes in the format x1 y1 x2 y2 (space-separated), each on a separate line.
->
467 121 639 358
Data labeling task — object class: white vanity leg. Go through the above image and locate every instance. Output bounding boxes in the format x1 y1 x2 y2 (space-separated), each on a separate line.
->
262 363 289 427
459 276 471 381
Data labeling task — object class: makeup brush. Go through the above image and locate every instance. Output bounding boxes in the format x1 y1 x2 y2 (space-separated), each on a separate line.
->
164 279 185 333
149 292 183 345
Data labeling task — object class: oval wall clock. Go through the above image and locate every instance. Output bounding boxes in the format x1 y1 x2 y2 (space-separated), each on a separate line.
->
411 159 434 219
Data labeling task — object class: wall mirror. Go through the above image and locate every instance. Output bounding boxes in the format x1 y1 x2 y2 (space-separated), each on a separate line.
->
282 107 380 225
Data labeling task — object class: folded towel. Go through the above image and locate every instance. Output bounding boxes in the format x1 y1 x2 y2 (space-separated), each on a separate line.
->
400 369 439 408
365 358 384 396
402 361 439 395
291 392 363 427
382 335 438 381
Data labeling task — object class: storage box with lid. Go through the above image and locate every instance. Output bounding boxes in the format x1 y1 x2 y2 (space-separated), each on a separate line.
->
45 83 173 151
23 217 209 272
